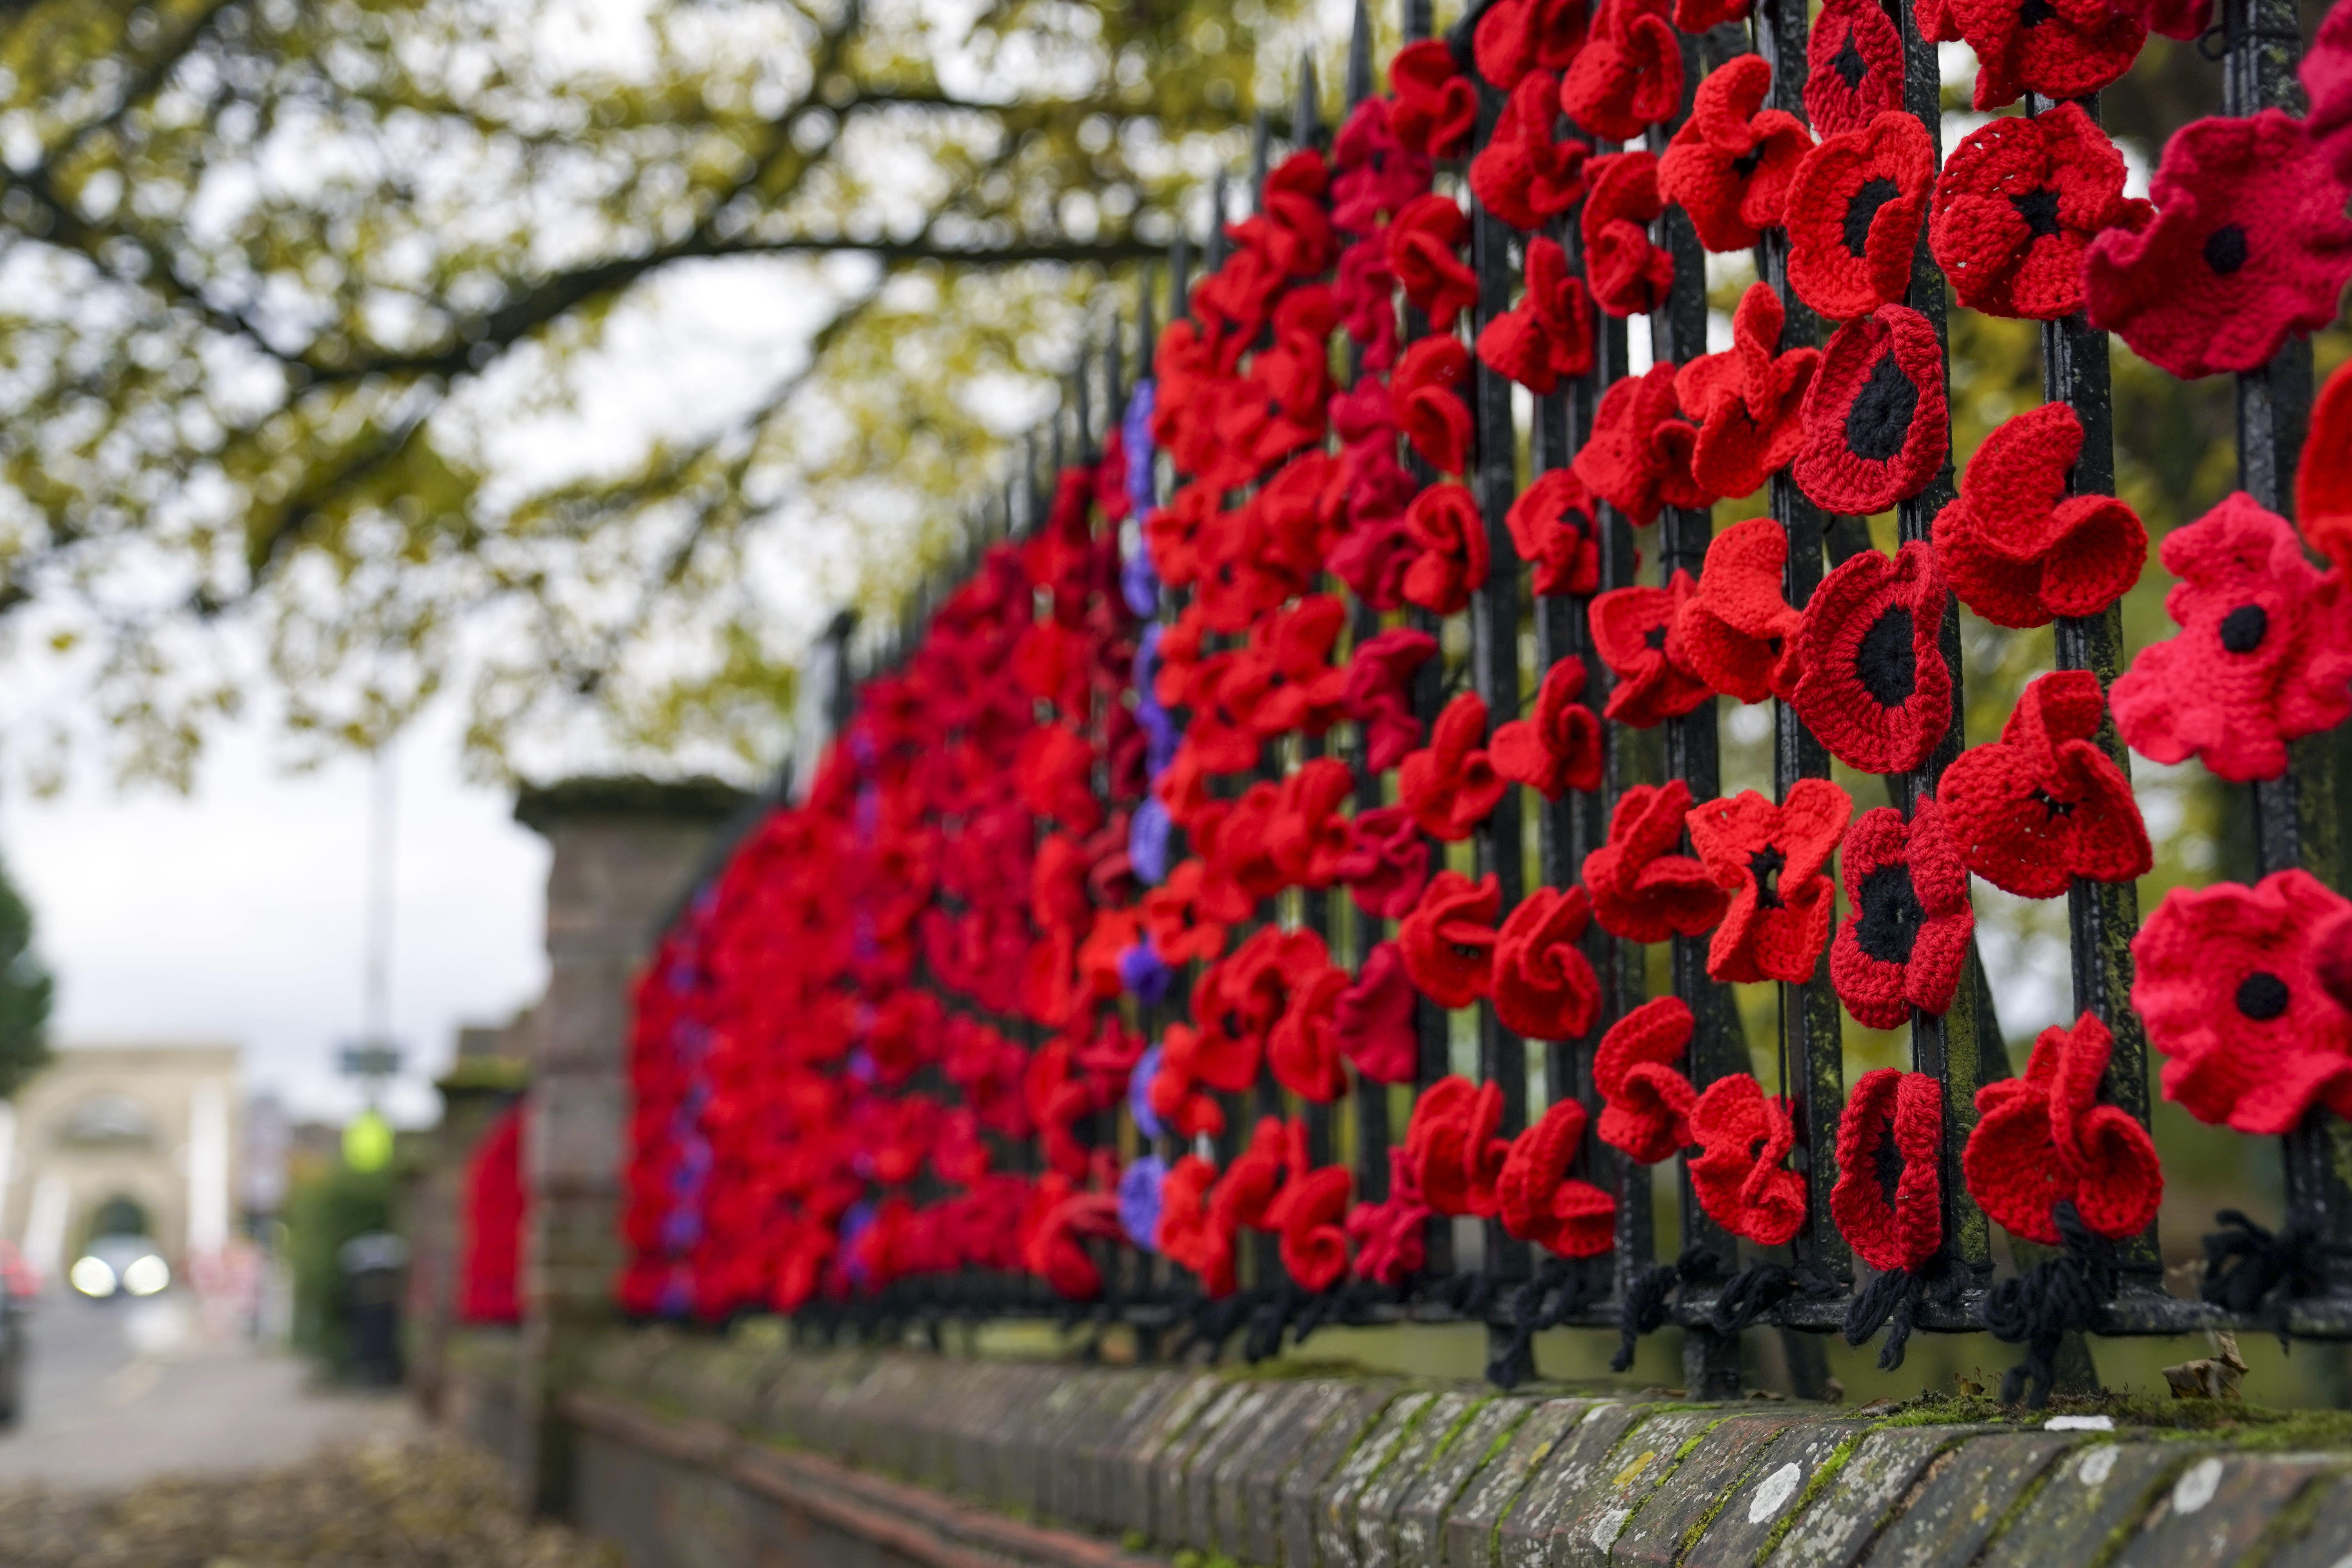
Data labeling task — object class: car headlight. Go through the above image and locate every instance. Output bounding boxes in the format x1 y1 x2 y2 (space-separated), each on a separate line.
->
121 1255 169 1297
69 1256 116 1297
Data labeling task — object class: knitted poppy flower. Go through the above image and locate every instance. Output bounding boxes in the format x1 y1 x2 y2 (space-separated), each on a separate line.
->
1388 192 1479 333
1394 334 1474 475
1657 56 1813 254
1344 628 1439 772
1156 1153 1232 1294
1334 98 1435 234
1686 778 1852 986
1399 871 1503 1009
1674 284 1819 502
1594 996 1698 1163
1266 759 1355 890
1348 1148 1434 1286
1789 540 1952 775
1575 362 1709 526
1584 780 1733 943
2309 0 2352 187
1274 1158 1354 1292
1236 595 1350 740
1831 798 1974 1030
1928 105 2151 322
1806 0 1903 137
1689 1074 1806 1246
2084 111 2352 381
2135 870 2352 1136
1337 941 1419 1085
1831 1069 1943 1274
1493 886 1604 1042
1400 690 1507 842
2300 358 2352 575
1931 403 2147 629
1592 571 1713 728
1492 655 1604 799
1470 73 1592 232
2109 493 2352 784
1407 1076 1510 1218
1477 238 1597 396
1784 113 1935 323
1506 468 1603 598
1964 1012 2162 1247
1673 516 1804 705
1938 671 2151 901
1944 0 2145 109
1559 0 1683 142
1142 858 1232 965
1474 0 1590 89
1391 39 1476 160
1792 306 1948 517
1403 482 1492 616
1270 958 1350 1103
1580 151 1676 318
1498 1099 1616 1258
1336 804 1434 919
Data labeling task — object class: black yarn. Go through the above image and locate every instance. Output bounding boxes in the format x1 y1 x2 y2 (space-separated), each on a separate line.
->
1843 1252 1966 1371
1486 1256 1608 1389
1177 1290 1259 1363
1610 1245 1723 1373
2202 1208 2327 1345
1243 1281 1310 1363
1707 1261 1840 1335
1979 1202 2116 1408
1438 1269 1498 1320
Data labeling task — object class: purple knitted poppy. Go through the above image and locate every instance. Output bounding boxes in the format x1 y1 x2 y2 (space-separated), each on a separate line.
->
1120 941 1174 1006
1118 1155 1168 1251
1124 381 1157 519
1129 1045 1167 1138
1122 548 1160 618
1129 799 1173 886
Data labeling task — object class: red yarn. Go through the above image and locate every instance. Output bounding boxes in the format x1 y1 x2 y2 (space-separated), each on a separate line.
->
1943 0 2143 109
1274 1158 1355 1292
2301 357 2352 575
1559 0 1684 142
1336 803 1434 919
1583 780 1732 943
1938 671 2152 901
1794 305 1949 517
1831 1069 1942 1274
1574 362 1708 526
1497 1099 1615 1258
2109 492 2352 784
1400 690 1507 842
1806 0 1904 137
1929 104 2151 322
1158 1152 1234 1296
1830 797 1975 1030
1406 1076 1510 1219
1932 402 2147 628
1392 40 1477 160
1686 778 1852 985
1388 192 1479 333
1493 886 1603 1042
1469 73 1592 232
1592 571 1713 728
1348 1147 1434 1286
2134 869 2352 1136
2321 908 2352 1020
1689 1074 1806 1246
1673 514 1803 705
1789 539 1953 776
1965 1013 2162 1248
1784 112 1936 322
1580 151 1676 318
1474 0 1591 89
1477 238 1597 396
1240 594 1352 738
457 1102 525 1325
1506 468 1604 598
2307 0 2352 187
1336 940 1420 1085
1594 996 1698 1164
1395 334 1474 476
1674 285 1818 502
1399 871 1503 1008
1269 959 1350 1103
1344 628 1440 773
1142 858 1231 966
2084 111 2352 381
1657 56 1812 254
1492 655 1604 799
1402 481 1492 615
1266 758 1356 891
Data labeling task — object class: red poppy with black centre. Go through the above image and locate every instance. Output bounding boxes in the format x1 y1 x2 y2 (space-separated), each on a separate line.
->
1398 870 1503 1009
1938 670 2152 900
1657 55 1814 254
1806 0 1904 136
1674 285 1819 506
1505 468 1604 598
1831 797 1975 1030
1477 238 1597 396
1558 0 1684 142
1592 572 1713 728
1830 1068 1944 1274
1789 540 1952 776
1964 1012 2161 1247
1931 401 2147 629
1793 305 1949 519
1943 0 2145 110
1784 111 1935 322
1672 515 1804 705
1686 778 1853 985
1573 361 1710 526
1468 73 1593 232
1689 1073 1806 1246
1583 780 1732 944
1929 103 2152 322
1580 151 1677 319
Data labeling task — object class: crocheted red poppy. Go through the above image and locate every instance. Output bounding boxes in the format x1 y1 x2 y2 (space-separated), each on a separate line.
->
1146 1020 1248 1140
1944 0 2145 109
1334 98 1434 236
1788 540 1953 774
2301 358 2352 575
1237 595 1350 740
2084 111 2352 381
1267 759 1356 891
1395 334 1474 476
2310 0 2352 187
2136 869 2352 1136
1337 940 1419 1085
1965 1012 2161 1247
1392 39 1476 160
1690 1073 1806 1246
1403 482 1492 616
1574 362 1709 526
1344 627 1439 773
1792 306 1948 516
1831 798 1974 1030
1580 151 1676 318
1494 886 1604 1042
1583 779 1733 943
1929 105 2151 322
1270 956 1350 1104
1931 403 2147 629
1347 1147 1432 1286
1157 1152 1233 1294
1399 871 1503 1009
1497 1099 1615 1258
1407 1075 1510 1218
1477 238 1597 396
1784 112 1935 322
1687 778 1852 985
1336 804 1434 919
1470 73 1592 232
1938 671 2151 901
1400 690 1506 842
1507 469 1604 599
1594 996 1698 1162
1559 0 1684 142
1673 516 1803 706
1831 1068 1943 1274
1592 572 1713 728
1492 655 1604 799
1657 56 1813 254
1806 0 1903 137
2109 493 2352 784
1388 192 1479 333
1675 284 1819 502
1475 0 1590 88
1272 1160 1354 1294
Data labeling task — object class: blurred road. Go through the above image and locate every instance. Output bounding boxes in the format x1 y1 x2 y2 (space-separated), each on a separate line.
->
0 1290 410 1489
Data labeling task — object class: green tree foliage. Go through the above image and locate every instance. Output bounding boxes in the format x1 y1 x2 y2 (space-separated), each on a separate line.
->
0 855 53 1100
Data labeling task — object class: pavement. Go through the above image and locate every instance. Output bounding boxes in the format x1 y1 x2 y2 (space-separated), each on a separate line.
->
0 1288 412 1490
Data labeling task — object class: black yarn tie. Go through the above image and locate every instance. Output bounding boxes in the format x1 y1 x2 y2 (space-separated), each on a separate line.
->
1844 1250 1966 1370
1441 1269 1498 1320
1487 1256 1606 1389
1706 1261 1840 1335
1979 1201 2115 1408
1178 1290 1258 1363
1244 1281 1310 1363
1611 1245 1722 1373
2202 1208 2328 1346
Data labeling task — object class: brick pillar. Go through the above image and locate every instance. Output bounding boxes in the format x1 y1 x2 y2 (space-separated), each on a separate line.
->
513 777 753 1512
